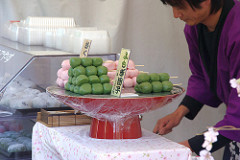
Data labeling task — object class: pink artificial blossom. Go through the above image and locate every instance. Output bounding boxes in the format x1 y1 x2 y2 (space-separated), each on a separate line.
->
230 78 240 97
199 150 214 160
200 127 219 159
230 78 237 88
202 140 213 151
204 127 219 143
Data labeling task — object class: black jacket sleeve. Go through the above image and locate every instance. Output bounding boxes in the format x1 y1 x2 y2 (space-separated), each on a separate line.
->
179 95 204 120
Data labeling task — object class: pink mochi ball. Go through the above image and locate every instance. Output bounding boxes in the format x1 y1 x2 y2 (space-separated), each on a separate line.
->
61 59 70 70
127 60 135 70
103 60 116 71
123 78 134 88
107 71 117 79
128 69 139 78
57 68 64 77
132 77 137 86
60 70 69 80
56 78 64 88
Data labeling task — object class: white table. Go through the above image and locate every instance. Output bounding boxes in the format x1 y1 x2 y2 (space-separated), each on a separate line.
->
32 122 192 160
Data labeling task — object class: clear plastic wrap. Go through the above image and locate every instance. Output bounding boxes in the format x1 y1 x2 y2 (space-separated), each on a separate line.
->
47 85 184 139
47 86 184 121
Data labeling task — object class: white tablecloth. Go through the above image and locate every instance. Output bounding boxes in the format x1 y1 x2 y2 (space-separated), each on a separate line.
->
32 122 192 160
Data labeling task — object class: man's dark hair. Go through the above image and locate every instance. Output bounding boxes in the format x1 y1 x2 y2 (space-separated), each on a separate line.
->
160 0 223 14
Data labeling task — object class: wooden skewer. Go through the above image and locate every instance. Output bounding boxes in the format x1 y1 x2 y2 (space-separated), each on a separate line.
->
108 70 117 72
103 61 115 63
197 125 240 135
139 71 149 74
108 70 147 73
215 125 240 131
170 76 178 79
173 83 182 86
103 61 144 67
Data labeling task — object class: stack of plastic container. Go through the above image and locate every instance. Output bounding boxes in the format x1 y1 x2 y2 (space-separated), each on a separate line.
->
3 17 75 45
2 17 111 54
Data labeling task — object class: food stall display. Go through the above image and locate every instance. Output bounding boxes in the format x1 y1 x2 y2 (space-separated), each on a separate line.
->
0 16 187 158
46 52 184 139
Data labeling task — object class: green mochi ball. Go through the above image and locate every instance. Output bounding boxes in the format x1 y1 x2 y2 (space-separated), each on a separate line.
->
149 73 160 82
151 81 163 93
86 66 98 76
68 67 74 77
70 57 81 68
92 57 103 67
97 66 108 76
68 77 73 84
79 83 92 95
74 86 80 93
81 57 92 67
72 77 77 85
70 85 75 92
73 66 86 77
76 75 89 86
134 84 141 93
136 73 150 84
99 75 110 83
92 83 104 95
139 82 152 94
89 75 100 84
64 82 71 91
162 81 173 92
103 83 112 94
159 73 170 82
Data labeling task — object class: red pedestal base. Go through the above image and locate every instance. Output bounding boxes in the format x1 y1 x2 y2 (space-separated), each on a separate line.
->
89 115 142 139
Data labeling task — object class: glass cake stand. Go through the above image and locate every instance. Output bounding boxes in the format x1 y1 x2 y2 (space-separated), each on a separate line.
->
46 86 184 139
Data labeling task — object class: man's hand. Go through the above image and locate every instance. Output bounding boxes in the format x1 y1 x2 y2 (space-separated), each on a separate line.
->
153 105 190 135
